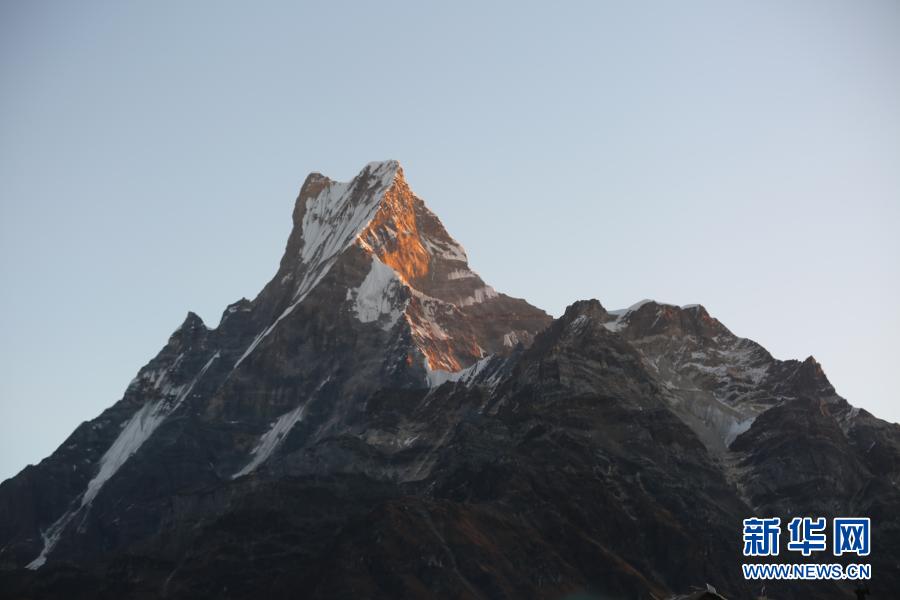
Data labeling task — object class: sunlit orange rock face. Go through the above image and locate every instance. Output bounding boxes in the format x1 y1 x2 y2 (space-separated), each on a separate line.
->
355 166 552 374
358 169 432 286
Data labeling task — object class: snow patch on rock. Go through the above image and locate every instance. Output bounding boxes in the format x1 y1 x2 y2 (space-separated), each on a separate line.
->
233 378 331 477
607 299 656 317
27 352 220 570
603 300 657 332
347 256 407 330
84 352 219 507
233 404 307 478
456 286 498 307
503 331 520 347
724 416 755 446
426 354 494 388
422 236 467 262
447 269 477 281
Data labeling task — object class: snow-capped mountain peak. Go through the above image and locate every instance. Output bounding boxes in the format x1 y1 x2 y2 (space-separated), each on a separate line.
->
4 160 899 599
244 160 550 375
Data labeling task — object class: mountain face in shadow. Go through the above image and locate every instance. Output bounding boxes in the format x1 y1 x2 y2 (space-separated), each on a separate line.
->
1 161 897 599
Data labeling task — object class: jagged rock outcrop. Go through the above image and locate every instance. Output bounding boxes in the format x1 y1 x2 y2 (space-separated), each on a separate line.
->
1 161 897 599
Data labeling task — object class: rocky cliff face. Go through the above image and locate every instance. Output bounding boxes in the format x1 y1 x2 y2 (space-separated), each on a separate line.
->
1 162 897 599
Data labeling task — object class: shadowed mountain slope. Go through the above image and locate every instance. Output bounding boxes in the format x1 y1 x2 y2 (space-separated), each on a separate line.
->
1 162 897 600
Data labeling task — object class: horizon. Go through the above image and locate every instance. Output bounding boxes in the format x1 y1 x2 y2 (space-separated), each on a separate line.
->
2 1 898 482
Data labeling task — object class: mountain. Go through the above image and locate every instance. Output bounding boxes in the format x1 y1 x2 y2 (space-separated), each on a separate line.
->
1 161 897 599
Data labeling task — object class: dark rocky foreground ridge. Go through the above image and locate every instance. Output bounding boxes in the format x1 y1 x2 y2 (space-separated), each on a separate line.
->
1 161 898 599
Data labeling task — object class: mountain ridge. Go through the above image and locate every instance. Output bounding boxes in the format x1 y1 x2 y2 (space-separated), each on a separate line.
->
1 160 898 599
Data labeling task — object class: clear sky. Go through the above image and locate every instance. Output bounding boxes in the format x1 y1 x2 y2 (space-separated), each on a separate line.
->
1 1 898 481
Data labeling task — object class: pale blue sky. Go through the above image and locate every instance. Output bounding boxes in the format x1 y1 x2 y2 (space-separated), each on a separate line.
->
1 1 898 481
